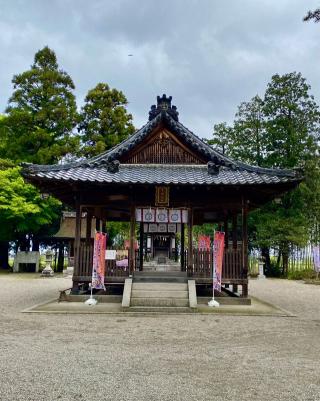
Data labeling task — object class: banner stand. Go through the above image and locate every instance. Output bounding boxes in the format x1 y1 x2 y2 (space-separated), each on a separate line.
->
85 230 107 306
85 284 98 306
208 230 223 308
208 269 220 307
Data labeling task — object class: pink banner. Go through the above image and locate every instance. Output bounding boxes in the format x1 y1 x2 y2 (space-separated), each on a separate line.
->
213 231 225 292
91 232 107 290
198 235 210 250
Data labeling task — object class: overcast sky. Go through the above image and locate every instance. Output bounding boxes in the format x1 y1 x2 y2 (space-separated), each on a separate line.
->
1 0 320 139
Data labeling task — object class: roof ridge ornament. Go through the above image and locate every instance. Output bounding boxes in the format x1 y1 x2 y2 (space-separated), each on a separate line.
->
149 94 179 121
107 159 120 173
207 161 220 175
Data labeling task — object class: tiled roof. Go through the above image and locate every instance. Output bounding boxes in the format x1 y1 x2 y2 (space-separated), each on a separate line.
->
31 164 297 186
22 100 301 187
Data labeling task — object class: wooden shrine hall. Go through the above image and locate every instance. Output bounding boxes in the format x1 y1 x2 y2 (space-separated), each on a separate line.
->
23 94 301 298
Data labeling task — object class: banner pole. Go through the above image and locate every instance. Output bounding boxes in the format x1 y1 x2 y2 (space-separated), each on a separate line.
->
85 229 98 306
208 229 219 307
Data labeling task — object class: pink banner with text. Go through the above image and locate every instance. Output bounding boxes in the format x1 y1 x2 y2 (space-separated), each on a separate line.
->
91 232 107 290
213 231 225 292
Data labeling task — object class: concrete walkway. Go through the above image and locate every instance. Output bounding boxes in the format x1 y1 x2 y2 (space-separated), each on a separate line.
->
0 273 319 401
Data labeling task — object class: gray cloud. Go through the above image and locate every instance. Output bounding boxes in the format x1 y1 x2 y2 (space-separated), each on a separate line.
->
0 0 320 138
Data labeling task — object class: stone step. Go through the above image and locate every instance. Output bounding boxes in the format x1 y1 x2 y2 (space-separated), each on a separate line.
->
131 290 188 298
133 276 188 283
135 271 187 277
132 282 188 291
143 266 181 271
130 297 189 307
126 306 194 313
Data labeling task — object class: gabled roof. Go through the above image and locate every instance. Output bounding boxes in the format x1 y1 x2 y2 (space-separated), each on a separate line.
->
22 95 301 186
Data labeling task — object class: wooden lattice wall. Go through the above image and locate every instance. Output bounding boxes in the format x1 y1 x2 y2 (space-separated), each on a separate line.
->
122 130 205 164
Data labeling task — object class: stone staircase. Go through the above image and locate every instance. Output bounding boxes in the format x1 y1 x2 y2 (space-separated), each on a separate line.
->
122 271 197 313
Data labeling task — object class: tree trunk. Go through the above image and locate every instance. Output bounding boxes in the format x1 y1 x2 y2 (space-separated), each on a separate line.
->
261 247 271 271
282 244 289 277
19 235 30 252
53 246 58 272
32 238 40 252
276 250 281 269
57 244 65 273
0 241 10 269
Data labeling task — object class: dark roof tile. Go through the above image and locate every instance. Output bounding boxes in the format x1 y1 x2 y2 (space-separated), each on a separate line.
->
31 164 297 186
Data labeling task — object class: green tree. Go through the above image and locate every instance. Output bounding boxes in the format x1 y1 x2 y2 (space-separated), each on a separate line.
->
299 158 320 243
106 222 130 248
263 72 319 168
78 83 135 157
207 122 235 155
257 73 319 272
0 162 61 268
3 46 79 164
233 95 266 166
210 72 320 274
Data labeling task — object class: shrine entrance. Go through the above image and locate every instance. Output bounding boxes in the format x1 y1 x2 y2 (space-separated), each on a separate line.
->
153 235 170 260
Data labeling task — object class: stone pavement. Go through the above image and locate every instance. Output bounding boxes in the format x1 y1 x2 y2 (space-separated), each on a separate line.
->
0 274 319 401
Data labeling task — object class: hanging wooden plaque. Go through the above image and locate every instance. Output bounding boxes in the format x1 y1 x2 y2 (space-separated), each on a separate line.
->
155 186 169 207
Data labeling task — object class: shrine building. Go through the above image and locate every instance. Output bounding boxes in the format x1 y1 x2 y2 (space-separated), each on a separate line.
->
23 95 301 299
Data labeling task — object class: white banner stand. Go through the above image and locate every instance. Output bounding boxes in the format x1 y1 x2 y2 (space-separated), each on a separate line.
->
208 231 220 308
85 284 98 306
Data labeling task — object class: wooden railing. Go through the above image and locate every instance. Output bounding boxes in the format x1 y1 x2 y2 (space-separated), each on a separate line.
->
105 259 130 277
223 249 243 280
78 242 129 279
185 248 244 280
79 242 94 278
77 243 244 281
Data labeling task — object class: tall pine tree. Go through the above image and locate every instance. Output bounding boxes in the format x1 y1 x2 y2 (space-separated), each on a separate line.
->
4 46 79 164
209 72 320 274
78 83 135 158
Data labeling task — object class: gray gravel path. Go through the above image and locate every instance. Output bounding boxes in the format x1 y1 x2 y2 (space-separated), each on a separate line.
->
0 274 319 401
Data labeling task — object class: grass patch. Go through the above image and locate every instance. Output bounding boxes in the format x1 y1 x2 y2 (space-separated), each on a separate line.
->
287 269 317 280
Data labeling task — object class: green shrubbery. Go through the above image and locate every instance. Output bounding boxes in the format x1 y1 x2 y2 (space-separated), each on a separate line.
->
287 269 317 280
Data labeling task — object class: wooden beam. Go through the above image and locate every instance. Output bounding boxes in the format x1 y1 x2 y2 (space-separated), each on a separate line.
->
232 212 237 250
129 204 135 274
95 217 101 231
180 223 185 271
241 197 248 297
72 198 82 292
224 214 229 249
139 222 144 271
85 209 93 243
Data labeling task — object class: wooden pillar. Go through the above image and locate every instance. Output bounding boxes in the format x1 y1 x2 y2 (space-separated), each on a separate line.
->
180 223 185 271
95 217 101 232
232 212 237 249
72 199 82 292
129 205 135 274
139 222 144 271
187 209 193 275
101 218 106 234
86 209 92 243
231 211 238 293
223 214 229 249
241 198 248 298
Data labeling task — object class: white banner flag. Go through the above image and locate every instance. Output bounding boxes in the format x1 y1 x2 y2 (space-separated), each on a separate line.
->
156 209 169 223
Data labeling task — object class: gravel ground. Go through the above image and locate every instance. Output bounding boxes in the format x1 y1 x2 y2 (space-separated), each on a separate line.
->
0 274 319 401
